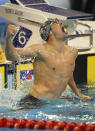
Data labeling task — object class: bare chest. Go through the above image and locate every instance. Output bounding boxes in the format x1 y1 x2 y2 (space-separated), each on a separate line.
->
43 51 75 77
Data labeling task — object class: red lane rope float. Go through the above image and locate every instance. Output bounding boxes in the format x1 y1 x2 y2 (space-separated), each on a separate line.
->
0 117 95 130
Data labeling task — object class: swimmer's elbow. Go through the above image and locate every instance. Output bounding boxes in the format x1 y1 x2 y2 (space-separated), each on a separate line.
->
5 48 21 62
6 52 19 62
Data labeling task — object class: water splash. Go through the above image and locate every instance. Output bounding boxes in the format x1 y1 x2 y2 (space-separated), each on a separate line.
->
0 88 26 111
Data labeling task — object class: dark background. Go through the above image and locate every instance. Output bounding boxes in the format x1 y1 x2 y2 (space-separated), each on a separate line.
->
70 0 95 20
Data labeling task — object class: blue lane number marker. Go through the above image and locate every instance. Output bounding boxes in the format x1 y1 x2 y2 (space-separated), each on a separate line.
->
13 27 32 48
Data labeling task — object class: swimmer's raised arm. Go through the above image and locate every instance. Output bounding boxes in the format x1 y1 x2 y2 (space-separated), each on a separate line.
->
68 73 92 100
5 24 43 62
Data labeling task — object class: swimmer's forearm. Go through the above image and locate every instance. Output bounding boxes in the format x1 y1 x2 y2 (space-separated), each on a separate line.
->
5 24 29 62
68 75 84 97
68 75 92 99
68 80 81 97
5 35 39 62
5 35 20 61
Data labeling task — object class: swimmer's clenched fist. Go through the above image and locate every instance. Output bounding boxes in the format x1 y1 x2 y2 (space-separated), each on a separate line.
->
6 24 16 38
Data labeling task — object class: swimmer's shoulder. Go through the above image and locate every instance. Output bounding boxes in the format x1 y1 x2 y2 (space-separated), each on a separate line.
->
65 45 78 54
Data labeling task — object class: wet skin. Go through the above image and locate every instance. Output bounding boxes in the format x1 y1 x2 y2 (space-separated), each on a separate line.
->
5 22 92 101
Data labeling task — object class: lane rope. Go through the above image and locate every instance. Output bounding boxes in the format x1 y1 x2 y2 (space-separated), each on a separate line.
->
0 117 95 130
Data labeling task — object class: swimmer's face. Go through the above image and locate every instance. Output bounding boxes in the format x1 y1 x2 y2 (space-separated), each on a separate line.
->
50 21 67 40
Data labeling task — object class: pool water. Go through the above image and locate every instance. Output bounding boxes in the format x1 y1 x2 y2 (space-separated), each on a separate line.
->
0 84 95 124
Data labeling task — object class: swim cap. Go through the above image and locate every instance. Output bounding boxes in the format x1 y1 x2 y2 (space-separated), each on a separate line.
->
39 19 59 41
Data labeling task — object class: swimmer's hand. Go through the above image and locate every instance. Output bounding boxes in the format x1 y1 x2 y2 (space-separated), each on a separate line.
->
6 24 17 38
79 95 93 101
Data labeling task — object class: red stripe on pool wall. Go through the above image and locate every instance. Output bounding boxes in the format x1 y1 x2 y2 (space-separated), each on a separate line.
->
0 117 95 130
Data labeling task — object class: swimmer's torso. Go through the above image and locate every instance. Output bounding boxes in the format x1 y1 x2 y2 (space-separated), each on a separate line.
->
29 45 78 100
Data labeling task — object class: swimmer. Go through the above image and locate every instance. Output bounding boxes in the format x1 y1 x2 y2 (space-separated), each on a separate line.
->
5 19 92 108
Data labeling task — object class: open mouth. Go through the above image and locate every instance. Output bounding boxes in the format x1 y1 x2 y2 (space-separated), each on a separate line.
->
62 26 67 34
